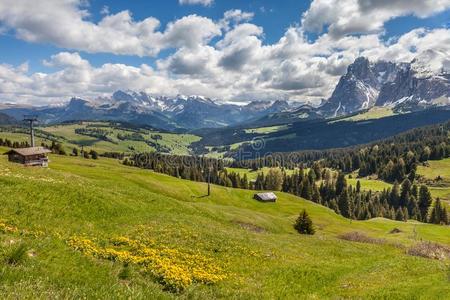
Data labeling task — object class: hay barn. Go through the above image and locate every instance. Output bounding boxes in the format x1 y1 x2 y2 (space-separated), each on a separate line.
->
253 192 277 202
5 147 51 167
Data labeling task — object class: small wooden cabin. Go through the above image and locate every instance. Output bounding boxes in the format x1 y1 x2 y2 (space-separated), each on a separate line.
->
254 192 277 203
4 147 51 167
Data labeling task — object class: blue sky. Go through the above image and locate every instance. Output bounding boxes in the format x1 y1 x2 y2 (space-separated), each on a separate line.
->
0 0 449 104
0 0 313 72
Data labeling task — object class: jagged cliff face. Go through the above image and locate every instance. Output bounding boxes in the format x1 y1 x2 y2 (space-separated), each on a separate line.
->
376 56 450 110
320 53 450 117
319 57 399 116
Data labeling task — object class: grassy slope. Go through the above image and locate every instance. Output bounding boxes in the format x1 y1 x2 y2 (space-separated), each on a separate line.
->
417 158 450 204
244 125 289 134
226 167 300 181
0 149 449 299
331 107 396 123
417 158 450 185
347 177 392 192
0 123 200 155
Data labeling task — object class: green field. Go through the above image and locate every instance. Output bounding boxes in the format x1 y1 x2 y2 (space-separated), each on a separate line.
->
244 125 289 134
226 167 301 181
332 107 396 123
417 158 450 203
417 158 450 184
1 148 449 298
0 122 200 155
347 177 392 192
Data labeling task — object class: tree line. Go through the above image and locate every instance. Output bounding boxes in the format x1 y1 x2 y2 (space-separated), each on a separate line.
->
232 122 449 184
125 152 448 225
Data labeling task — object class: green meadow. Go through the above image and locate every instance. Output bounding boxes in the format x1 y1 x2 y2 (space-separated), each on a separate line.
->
331 107 396 123
417 158 450 204
0 149 449 299
244 125 289 134
0 122 200 155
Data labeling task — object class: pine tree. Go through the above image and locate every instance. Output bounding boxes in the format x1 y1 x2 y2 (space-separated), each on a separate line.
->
442 207 449 225
395 208 405 221
327 199 339 214
389 181 400 208
356 180 361 193
265 168 283 191
294 210 315 235
429 198 448 225
89 150 98 160
418 185 432 222
338 190 352 218
312 184 321 203
300 177 312 200
335 172 347 196
400 179 412 207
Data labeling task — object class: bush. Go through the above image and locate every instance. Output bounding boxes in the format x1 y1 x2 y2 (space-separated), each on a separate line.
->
89 150 99 160
407 242 450 260
118 264 132 280
5 243 28 265
294 210 315 235
338 232 385 244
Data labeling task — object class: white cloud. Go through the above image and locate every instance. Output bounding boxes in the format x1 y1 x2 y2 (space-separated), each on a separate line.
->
220 9 254 31
0 0 221 56
302 0 450 37
179 0 213 6
100 5 109 15
162 15 221 50
3 25 448 105
0 2 449 105
43 52 90 68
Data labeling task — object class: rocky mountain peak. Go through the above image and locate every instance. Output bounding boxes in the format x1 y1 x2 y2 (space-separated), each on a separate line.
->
319 54 450 116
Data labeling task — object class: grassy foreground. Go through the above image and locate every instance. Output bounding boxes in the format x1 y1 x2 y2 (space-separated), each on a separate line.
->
0 150 449 299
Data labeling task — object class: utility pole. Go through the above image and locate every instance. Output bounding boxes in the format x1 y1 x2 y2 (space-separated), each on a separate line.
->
23 115 38 147
207 162 211 196
201 154 211 196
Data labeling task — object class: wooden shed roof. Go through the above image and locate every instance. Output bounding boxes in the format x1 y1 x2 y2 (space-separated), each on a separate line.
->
4 147 52 156
254 192 277 202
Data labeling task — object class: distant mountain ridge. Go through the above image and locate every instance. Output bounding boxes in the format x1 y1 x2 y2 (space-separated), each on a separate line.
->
1 53 448 130
0 112 16 125
0 91 296 130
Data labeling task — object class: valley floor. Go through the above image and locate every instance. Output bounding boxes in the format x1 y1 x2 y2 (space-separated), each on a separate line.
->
0 150 449 299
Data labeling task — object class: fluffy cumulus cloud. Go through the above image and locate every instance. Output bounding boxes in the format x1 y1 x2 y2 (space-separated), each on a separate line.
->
302 0 450 37
179 0 213 6
0 0 221 56
0 0 449 105
0 52 179 104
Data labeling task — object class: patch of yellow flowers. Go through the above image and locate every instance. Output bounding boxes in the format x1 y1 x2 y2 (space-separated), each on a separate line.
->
67 235 227 291
0 220 45 238
0 221 18 233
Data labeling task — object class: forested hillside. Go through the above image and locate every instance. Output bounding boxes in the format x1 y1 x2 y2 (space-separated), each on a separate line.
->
127 122 449 224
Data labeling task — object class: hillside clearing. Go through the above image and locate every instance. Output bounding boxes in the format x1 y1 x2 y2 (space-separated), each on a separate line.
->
0 150 449 298
0 122 200 155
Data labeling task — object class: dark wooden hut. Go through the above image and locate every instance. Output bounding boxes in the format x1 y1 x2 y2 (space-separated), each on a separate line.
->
4 147 51 167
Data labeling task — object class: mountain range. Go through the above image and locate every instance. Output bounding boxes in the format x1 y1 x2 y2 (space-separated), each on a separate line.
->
0 92 294 130
0 52 448 130
319 50 450 117
0 112 16 125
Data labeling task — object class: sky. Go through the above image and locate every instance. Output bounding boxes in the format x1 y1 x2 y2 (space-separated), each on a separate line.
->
0 0 449 105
